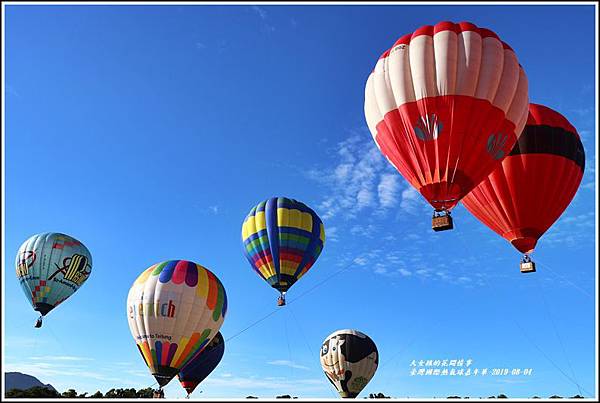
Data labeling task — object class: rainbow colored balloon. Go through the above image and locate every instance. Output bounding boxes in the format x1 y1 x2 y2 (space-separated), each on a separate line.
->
126 260 227 388
241 197 325 305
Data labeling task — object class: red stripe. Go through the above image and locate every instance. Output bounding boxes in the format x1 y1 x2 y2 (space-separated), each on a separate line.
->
279 251 304 264
527 103 578 135
380 21 513 60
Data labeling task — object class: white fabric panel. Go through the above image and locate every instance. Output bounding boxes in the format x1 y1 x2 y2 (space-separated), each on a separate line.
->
455 31 482 96
364 74 383 139
434 30 458 96
506 68 530 129
388 43 416 105
492 49 520 114
475 37 504 102
409 35 437 99
373 57 398 117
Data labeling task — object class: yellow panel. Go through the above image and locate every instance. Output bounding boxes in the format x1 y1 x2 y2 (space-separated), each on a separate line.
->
196 266 209 299
258 263 274 279
241 219 249 240
277 207 287 227
320 223 326 242
170 336 189 365
300 211 313 232
254 212 266 232
135 266 155 285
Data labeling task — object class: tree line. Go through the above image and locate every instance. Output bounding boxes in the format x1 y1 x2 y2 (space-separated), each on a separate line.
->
4 387 587 399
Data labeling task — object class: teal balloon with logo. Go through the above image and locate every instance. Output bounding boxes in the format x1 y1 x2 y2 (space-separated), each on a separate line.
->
15 232 92 327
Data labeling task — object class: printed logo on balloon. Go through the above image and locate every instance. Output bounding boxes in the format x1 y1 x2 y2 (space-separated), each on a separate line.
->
414 114 443 141
487 132 508 160
16 251 36 277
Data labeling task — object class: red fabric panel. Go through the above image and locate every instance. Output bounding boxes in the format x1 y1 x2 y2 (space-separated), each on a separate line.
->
374 95 518 211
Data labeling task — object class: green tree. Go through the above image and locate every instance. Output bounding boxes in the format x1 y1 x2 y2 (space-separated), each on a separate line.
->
6 387 61 398
62 389 78 398
497 394 508 399
136 387 155 398
90 391 104 398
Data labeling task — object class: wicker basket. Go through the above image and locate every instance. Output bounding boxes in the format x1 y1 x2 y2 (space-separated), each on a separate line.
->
520 261 536 273
432 215 453 231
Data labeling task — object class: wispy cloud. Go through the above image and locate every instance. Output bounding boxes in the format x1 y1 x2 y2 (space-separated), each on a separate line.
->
250 6 275 32
28 356 93 362
203 375 326 393
306 133 415 221
378 173 401 208
6 84 20 98
267 360 310 370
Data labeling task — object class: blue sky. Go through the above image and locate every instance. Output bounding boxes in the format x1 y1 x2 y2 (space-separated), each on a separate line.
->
3 3 597 399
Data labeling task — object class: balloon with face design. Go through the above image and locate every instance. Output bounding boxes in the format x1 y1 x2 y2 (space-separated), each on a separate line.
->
320 329 378 398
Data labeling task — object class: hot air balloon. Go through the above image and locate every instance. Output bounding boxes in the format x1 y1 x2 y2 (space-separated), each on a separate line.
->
241 197 325 306
177 332 225 398
320 329 378 398
364 21 530 231
127 260 227 391
15 232 92 328
462 103 585 273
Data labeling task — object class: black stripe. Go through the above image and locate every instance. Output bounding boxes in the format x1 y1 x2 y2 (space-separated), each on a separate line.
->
509 125 585 171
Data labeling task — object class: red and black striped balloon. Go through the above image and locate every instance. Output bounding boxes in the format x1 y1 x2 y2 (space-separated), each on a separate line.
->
462 103 585 254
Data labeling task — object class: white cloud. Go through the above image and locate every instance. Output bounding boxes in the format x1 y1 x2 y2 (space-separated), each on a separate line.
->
353 257 368 266
306 134 403 220
415 268 431 277
398 268 412 276
400 187 422 214
250 6 275 32
267 360 310 370
251 5 267 20
28 356 93 362
356 187 374 209
203 375 325 392
378 173 400 208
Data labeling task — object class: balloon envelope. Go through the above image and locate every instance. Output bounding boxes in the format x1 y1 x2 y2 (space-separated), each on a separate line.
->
127 260 228 387
320 329 379 398
462 103 585 254
241 197 325 294
15 232 92 318
365 21 530 211
178 332 225 395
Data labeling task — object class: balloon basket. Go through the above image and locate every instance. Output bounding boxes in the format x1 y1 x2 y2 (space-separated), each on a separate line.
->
277 296 286 306
432 211 453 231
520 256 536 273
34 316 43 328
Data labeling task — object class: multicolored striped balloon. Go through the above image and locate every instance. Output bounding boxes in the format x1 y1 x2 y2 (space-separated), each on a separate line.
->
241 197 325 303
178 331 225 397
15 232 92 327
126 260 227 388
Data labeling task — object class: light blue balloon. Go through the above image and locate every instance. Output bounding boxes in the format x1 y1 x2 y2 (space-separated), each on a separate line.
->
15 232 92 326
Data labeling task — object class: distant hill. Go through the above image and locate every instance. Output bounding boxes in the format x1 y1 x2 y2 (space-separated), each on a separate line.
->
4 372 56 392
